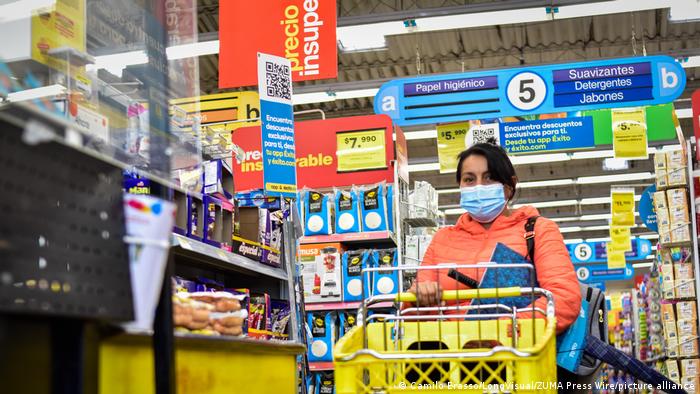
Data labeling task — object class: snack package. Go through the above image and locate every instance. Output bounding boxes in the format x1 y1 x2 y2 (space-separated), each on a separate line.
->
682 359 700 379
316 371 335 394
663 280 676 300
653 191 669 211
304 189 333 236
667 337 680 358
229 288 251 336
654 152 668 171
360 183 388 232
270 300 291 340
656 170 669 189
370 248 399 296
680 336 700 357
307 311 336 362
339 311 357 337
678 280 697 299
675 263 695 281
667 359 681 382
667 189 689 209
334 188 361 234
173 293 213 332
670 206 690 225
342 250 367 302
668 167 688 187
260 209 284 267
666 321 679 340
678 301 698 322
662 303 676 322
672 224 692 244
656 208 671 228
386 184 395 232
667 150 687 169
249 293 272 339
678 319 698 338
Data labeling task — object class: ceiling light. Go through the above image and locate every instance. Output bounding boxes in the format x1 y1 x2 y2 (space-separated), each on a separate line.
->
7 84 66 102
408 163 440 172
513 199 578 209
92 50 148 76
559 226 582 233
669 0 700 22
511 153 570 165
167 40 220 60
0 0 55 23
585 237 611 243
571 150 615 160
444 208 466 215
676 108 692 119
564 238 584 244
292 88 378 105
577 172 654 185
633 262 654 269
553 0 668 20
404 130 437 140
603 158 629 171
518 179 575 189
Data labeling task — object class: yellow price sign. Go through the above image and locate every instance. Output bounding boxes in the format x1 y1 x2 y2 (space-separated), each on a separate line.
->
610 226 632 252
612 107 648 159
607 245 627 269
609 294 623 311
437 123 470 174
611 189 635 227
336 129 387 172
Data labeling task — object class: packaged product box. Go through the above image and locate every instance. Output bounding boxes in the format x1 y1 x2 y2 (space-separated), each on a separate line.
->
668 189 689 209
672 225 692 244
248 293 272 340
667 150 687 169
662 264 676 283
657 170 669 189
678 319 699 338
370 248 399 296
304 190 333 236
659 227 673 245
334 188 361 234
359 183 389 232
668 337 681 358
680 336 700 357
677 301 698 322
187 195 205 241
678 280 697 299
667 359 681 381
675 263 695 281
666 321 679 340
681 377 699 394
668 167 688 187
654 152 668 170
660 249 674 265
654 191 669 210
405 235 420 266
656 208 672 228
307 311 336 362
298 243 344 303
670 206 690 225
340 249 368 303
663 303 677 322
682 359 700 379
663 280 677 300
232 206 264 261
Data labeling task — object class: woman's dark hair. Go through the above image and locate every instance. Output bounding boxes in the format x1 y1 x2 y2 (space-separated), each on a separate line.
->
455 138 517 199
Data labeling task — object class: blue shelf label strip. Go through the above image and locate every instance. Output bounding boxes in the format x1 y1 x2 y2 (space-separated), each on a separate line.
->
374 55 686 126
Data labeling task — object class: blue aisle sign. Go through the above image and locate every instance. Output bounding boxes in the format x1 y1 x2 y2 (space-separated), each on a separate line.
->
639 184 658 232
575 264 634 284
257 52 297 197
500 117 594 154
568 238 653 264
374 55 686 126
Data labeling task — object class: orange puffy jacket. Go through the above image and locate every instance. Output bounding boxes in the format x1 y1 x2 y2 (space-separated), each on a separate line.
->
416 205 581 334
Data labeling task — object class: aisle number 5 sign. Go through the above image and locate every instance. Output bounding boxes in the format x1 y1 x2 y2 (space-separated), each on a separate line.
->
336 129 387 172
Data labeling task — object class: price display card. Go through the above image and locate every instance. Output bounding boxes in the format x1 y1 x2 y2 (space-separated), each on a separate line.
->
436 122 469 173
612 107 648 159
336 129 387 172
610 226 632 252
607 247 627 269
611 189 636 227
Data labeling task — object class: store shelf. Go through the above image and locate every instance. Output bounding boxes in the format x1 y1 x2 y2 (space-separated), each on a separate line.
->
305 301 394 311
172 233 288 281
658 241 694 248
309 361 334 371
404 217 439 228
300 231 396 245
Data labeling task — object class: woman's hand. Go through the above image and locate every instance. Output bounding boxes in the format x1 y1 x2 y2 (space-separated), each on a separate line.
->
412 281 442 306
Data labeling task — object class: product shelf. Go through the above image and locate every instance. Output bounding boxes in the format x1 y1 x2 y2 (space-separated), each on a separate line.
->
300 231 396 245
305 301 394 311
309 361 335 371
404 217 439 228
658 241 694 249
172 233 288 281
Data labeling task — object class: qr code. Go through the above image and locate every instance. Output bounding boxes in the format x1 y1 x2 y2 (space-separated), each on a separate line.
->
472 125 497 143
265 61 291 100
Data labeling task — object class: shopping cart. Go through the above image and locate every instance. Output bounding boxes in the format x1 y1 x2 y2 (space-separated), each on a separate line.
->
334 264 558 394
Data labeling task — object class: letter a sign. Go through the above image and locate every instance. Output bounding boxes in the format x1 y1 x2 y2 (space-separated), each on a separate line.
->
219 0 337 88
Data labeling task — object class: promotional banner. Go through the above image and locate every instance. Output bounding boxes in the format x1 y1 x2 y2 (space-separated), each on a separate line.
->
258 53 297 197
611 189 636 227
568 238 653 264
375 56 685 127
232 115 396 191
639 184 658 232
612 107 648 159
336 129 387 172
219 0 337 88
575 264 634 284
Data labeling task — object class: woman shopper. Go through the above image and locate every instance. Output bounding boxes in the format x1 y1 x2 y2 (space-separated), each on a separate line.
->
411 140 581 334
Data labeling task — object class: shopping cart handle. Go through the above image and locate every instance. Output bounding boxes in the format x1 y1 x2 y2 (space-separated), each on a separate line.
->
396 287 523 303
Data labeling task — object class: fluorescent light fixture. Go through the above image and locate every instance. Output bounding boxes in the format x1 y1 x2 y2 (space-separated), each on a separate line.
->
7 84 66 102
676 108 692 119
585 237 611 243
581 226 612 232
559 226 582 233
551 217 581 223
633 262 654 269
639 234 660 240
580 195 642 205
404 130 437 140
577 172 654 185
444 208 466 216
676 55 700 69
579 214 612 221
408 163 440 173
437 188 460 195
511 153 570 165
552 0 668 19
603 158 629 171
660 144 683 151
571 150 615 160
167 40 219 60
292 88 378 105
564 238 584 244
91 50 148 76
513 199 578 209
0 0 55 23
669 0 700 22
518 179 575 189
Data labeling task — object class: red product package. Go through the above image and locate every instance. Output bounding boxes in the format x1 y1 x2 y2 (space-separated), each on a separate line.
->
248 293 272 340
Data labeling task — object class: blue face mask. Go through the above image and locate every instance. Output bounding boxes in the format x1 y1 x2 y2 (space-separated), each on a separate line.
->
460 183 507 223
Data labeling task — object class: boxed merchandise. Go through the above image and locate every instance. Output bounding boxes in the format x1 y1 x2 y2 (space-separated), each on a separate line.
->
202 195 234 250
233 207 263 261
304 190 333 236
678 319 698 338
412 181 435 219
315 371 335 394
675 264 695 281
360 183 389 232
656 208 671 228
667 337 680 358
682 377 699 393
334 188 361 234
203 159 234 200
307 311 336 362
666 321 679 340
663 280 676 300
662 264 676 283
668 167 688 187
339 310 357 337
657 170 669 189
662 303 677 322
672 224 692 244
667 189 689 209
678 301 698 322
667 150 687 169
670 205 689 224
660 249 674 265
678 279 697 299
299 243 344 303
270 300 291 340
260 210 283 267
405 235 420 266
654 191 669 211
659 228 673 245
341 250 368 302
667 359 681 382
174 190 189 235
682 359 700 378
654 152 668 170
249 293 272 339
236 190 282 210
680 336 700 357
370 248 399 296
187 195 205 241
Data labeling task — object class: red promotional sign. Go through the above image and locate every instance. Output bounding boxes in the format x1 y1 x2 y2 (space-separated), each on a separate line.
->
692 89 700 161
219 0 337 88
232 115 399 191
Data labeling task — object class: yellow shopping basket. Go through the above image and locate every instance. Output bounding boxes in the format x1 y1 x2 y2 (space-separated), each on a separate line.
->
334 264 559 394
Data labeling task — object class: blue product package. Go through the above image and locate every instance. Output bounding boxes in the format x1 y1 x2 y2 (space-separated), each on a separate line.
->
334 188 361 234
371 249 399 296
307 311 336 362
339 311 357 337
556 300 589 372
304 190 332 236
360 183 388 232
316 371 335 394
341 250 366 302
386 185 394 232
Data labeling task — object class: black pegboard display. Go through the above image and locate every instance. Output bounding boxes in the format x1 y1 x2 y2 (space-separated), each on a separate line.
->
0 126 133 321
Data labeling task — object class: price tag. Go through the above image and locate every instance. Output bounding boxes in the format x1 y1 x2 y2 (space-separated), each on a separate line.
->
612 107 648 159
611 189 635 227
336 129 387 172
609 294 623 311
436 122 470 173
610 226 632 252
607 246 627 269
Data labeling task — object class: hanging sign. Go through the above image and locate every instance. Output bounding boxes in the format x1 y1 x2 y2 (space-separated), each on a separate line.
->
437 122 472 173
575 264 634 284
607 247 627 269
257 53 297 197
219 0 337 88
612 107 648 159
336 129 387 172
568 238 653 264
611 189 636 227
610 226 632 252
639 184 658 232
375 55 685 126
